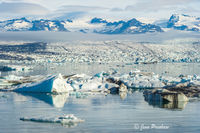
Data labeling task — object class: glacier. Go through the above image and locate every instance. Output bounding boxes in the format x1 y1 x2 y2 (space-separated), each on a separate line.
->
1 38 200 64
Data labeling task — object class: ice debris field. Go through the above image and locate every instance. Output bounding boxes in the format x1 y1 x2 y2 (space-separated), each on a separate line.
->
1 69 200 99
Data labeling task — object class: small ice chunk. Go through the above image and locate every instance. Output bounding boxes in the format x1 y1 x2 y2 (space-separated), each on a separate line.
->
20 114 84 126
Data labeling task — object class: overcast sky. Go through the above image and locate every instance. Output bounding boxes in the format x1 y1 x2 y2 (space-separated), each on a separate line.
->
0 0 199 21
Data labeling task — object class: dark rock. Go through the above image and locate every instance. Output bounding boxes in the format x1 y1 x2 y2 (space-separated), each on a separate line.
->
166 85 200 98
144 89 188 102
143 88 188 110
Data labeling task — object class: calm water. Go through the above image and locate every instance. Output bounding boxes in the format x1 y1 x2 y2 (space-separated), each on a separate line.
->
0 92 200 133
0 63 200 133
1 62 200 77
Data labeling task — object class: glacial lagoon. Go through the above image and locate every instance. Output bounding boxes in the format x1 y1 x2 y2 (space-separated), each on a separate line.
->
0 63 200 133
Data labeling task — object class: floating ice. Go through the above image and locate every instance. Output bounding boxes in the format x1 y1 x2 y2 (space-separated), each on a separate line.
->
1 70 200 95
14 74 73 93
20 114 84 126
106 70 200 89
66 73 111 93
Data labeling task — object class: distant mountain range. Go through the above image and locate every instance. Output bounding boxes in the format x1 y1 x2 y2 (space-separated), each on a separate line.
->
0 14 199 34
0 17 71 31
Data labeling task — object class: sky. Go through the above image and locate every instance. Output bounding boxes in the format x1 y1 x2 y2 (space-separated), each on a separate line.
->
0 0 200 21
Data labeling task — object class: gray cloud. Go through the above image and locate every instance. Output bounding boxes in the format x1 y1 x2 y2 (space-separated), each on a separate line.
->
110 8 123 12
0 0 199 20
0 2 49 15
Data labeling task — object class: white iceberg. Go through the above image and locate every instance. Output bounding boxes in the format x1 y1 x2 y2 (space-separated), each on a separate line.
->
14 74 73 93
2 69 200 95
66 73 112 93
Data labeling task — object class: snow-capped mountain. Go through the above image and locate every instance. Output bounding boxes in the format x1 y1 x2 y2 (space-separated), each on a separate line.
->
0 17 32 31
90 18 163 34
1 15 200 34
30 19 69 31
0 18 71 31
0 17 164 34
167 14 200 31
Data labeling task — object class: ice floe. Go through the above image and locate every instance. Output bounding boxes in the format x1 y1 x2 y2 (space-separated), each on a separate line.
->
20 114 84 127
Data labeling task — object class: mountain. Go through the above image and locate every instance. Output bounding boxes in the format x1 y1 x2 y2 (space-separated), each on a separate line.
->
90 18 108 24
0 18 71 31
0 17 164 34
1 15 200 33
167 14 200 31
90 18 164 34
0 17 32 31
31 20 69 31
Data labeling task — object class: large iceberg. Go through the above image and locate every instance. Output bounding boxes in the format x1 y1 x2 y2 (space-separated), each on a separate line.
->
14 74 73 93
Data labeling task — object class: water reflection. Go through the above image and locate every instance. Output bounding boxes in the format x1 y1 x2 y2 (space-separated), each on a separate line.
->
19 93 69 108
144 96 188 110
119 92 127 100
61 122 79 128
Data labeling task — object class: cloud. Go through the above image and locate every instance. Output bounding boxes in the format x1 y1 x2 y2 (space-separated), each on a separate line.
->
110 8 123 12
0 0 199 20
52 5 109 20
55 12 87 20
0 2 49 15
107 0 200 20
57 5 108 13
124 0 200 12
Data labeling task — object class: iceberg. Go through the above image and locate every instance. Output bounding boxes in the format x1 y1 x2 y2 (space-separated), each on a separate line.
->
66 74 111 93
14 74 73 93
1 70 200 95
0 75 42 90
